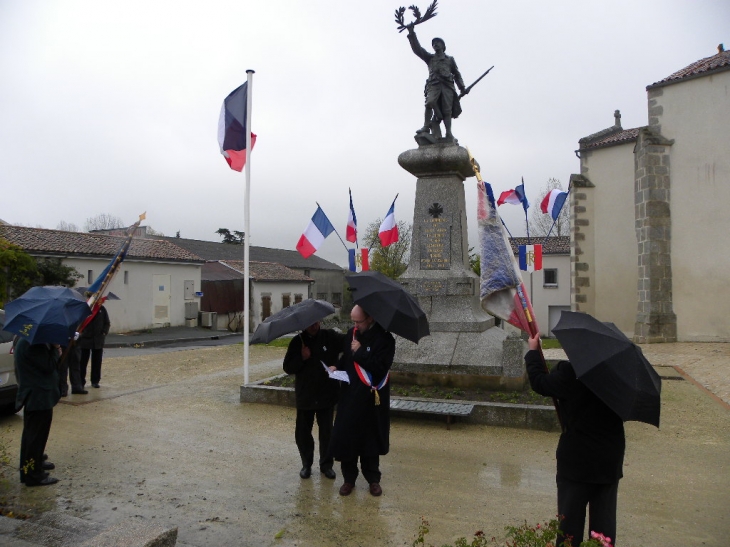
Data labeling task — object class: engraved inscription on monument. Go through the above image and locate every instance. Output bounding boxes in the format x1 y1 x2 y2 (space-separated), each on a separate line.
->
420 216 451 270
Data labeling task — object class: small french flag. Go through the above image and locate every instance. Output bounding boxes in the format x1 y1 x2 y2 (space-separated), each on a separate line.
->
540 189 568 220
497 182 529 210
518 244 543 272
346 188 357 243
378 198 399 247
296 206 335 258
217 82 257 172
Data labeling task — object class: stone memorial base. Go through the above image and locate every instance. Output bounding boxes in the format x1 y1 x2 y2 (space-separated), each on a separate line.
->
393 142 527 391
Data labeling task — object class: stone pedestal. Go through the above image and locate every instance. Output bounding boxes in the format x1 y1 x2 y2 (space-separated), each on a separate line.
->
393 143 526 390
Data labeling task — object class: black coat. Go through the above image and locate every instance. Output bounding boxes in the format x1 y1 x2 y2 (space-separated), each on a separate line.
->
14 339 61 412
329 324 395 461
525 350 625 484
78 306 110 350
283 328 346 410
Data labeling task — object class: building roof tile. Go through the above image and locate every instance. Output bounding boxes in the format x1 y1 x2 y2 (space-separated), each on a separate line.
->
509 236 570 254
648 48 730 89
202 260 313 282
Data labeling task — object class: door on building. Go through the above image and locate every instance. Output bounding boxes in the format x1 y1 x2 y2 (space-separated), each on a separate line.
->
261 295 271 321
153 274 171 326
548 305 571 337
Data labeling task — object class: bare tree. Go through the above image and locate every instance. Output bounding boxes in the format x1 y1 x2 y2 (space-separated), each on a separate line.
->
145 226 165 237
56 220 80 232
528 178 570 238
84 213 125 232
362 219 412 279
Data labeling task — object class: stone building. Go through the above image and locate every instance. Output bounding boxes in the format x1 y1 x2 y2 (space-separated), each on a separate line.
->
572 46 730 342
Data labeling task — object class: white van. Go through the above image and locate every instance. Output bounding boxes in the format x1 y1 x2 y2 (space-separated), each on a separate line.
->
0 309 19 415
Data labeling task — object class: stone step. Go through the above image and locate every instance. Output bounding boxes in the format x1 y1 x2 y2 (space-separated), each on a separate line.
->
0 511 177 547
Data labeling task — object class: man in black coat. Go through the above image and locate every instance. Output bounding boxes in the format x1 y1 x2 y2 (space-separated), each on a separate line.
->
283 321 345 480
78 301 110 389
525 332 625 546
15 338 61 486
329 305 395 497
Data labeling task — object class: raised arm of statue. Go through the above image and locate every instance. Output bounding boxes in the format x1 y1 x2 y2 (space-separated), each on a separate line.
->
406 25 431 64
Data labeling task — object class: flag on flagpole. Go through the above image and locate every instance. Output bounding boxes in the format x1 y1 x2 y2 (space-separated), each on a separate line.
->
540 188 568 220
218 82 257 172
346 188 357 243
348 248 370 272
378 198 399 247
518 244 543 272
296 206 335 259
497 183 529 210
477 181 537 334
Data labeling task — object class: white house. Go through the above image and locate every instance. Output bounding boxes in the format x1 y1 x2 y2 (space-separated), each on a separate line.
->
572 46 730 342
1 225 204 333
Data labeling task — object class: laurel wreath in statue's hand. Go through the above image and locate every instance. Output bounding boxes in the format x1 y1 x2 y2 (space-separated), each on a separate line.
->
394 1 438 33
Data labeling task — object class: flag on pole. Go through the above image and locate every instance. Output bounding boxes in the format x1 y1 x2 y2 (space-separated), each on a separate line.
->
79 212 146 333
296 206 335 259
378 198 399 247
218 82 257 172
477 181 537 334
540 189 568 220
346 188 357 243
497 183 529 210
348 248 370 272
518 244 543 272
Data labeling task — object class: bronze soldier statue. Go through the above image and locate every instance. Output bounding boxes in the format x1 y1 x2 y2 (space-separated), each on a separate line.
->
406 22 468 142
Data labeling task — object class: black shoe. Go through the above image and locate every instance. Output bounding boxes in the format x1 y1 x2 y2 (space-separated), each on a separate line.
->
92 383 100 388
299 466 312 479
72 389 89 394
25 476 59 487
20 471 49 484
42 461 55 471
321 468 336 480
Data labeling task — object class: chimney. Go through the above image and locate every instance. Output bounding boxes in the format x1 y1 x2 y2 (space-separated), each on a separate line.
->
718 44 725 53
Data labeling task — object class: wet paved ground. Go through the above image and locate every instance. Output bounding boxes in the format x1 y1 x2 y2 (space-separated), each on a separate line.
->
0 331 728 546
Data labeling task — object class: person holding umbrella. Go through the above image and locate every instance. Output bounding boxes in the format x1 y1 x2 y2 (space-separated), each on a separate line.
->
329 304 396 497
525 331 625 546
282 320 345 480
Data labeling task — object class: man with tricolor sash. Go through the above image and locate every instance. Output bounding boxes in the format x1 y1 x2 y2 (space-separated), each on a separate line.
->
328 305 395 497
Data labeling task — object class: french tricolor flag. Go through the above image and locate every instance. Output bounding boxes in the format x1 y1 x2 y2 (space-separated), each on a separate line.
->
296 206 335 259
218 82 257 172
540 189 568 220
346 188 357 243
518 244 543 272
497 183 529 210
378 198 399 247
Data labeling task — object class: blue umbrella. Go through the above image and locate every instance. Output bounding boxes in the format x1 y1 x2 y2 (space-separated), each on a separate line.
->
2 286 92 346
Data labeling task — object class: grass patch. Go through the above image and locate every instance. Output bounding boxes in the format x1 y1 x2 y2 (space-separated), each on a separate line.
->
540 338 562 349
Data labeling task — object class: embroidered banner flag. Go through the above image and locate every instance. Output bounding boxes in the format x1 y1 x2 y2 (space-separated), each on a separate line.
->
477 181 537 334
518 244 543 272
540 189 568 220
296 206 335 258
218 82 257 172
348 248 370 272
378 198 399 247
346 188 357 243
497 183 529 210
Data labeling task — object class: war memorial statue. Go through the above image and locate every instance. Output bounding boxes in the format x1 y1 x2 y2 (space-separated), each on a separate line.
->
390 3 530 400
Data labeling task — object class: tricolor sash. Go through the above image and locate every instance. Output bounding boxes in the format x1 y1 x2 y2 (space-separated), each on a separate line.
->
353 362 389 406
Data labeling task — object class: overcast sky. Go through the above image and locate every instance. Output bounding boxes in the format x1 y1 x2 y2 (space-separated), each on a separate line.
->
1 0 727 267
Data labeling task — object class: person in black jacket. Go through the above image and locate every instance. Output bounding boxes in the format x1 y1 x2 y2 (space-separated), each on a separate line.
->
78 299 110 389
15 338 61 486
329 305 395 497
283 321 345 480
525 332 625 546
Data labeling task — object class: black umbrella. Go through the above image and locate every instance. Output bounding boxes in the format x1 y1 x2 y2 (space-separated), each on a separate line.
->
345 271 429 343
250 299 336 344
552 311 662 427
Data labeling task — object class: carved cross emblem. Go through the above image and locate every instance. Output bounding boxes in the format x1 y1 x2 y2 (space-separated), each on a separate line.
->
428 203 444 218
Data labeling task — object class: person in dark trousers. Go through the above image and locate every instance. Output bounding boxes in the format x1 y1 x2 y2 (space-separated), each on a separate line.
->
525 332 625 546
78 299 110 388
283 321 345 480
329 305 395 497
14 338 61 486
58 342 87 396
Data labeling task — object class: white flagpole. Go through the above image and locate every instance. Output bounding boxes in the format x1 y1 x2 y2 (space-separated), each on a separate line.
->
243 69 254 385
